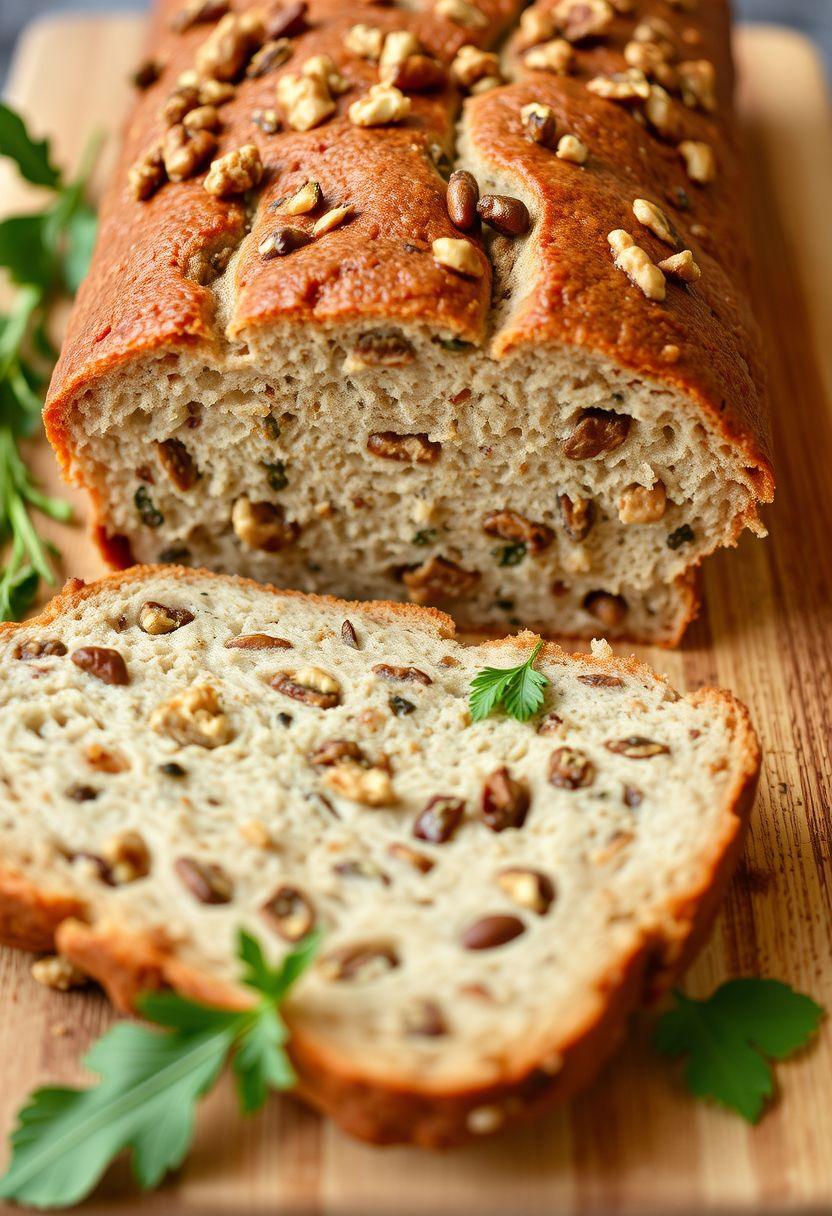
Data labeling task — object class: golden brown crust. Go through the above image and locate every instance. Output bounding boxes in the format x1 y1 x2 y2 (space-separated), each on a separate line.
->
0 566 760 1146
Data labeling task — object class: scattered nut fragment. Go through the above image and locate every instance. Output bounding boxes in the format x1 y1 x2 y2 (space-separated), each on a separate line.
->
346 22 384 60
183 104 222 133
434 0 487 28
431 237 482 278
151 684 233 748
679 139 716 183
341 619 359 648
460 915 525 951
413 795 465 843
678 59 716 112
71 647 129 686
632 198 679 247
618 481 667 524
312 205 352 237
608 229 666 302
101 830 151 884
583 590 628 627
265 0 307 40
175 857 233 904
14 638 66 661
578 673 624 687
403 998 448 1037
277 73 335 132
450 45 501 90
524 39 573 74
31 956 88 992
387 841 434 873
253 107 281 134
624 39 676 87
482 510 553 553
605 736 670 758
402 555 480 603
481 767 530 832
658 249 701 282
225 633 293 649
497 867 555 914
320 942 399 982
240 819 273 848
520 102 557 147
372 663 432 685
549 746 595 789
247 38 292 78
587 69 650 101
367 431 440 463
334 859 389 884
555 0 613 43
170 0 228 32
275 179 321 215
446 170 480 232
323 762 395 806
129 144 166 200
556 134 588 164
379 30 421 74
563 407 631 460
349 84 411 127
272 668 341 709
163 124 217 182
477 194 530 237
86 743 129 773
388 54 448 92
518 5 556 48
138 601 195 635
259 226 312 258
232 498 300 551
310 739 364 767
645 84 682 139
558 494 596 541
262 884 315 940
156 438 200 492
195 11 264 81
204 144 263 196
347 330 415 371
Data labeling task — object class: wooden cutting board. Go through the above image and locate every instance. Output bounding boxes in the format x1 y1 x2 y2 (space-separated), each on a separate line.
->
1 16 831 1214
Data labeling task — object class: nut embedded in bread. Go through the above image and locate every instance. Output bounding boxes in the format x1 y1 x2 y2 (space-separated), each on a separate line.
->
0 567 760 1147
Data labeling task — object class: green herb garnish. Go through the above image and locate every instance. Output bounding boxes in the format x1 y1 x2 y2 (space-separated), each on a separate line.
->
0 929 318 1209
655 978 823 1123
469 639 549 723
493 542 526 567
0 102 99 620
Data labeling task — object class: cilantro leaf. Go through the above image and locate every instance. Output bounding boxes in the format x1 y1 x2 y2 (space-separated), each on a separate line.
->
0 931 319 1209
655 979 823 1123
0 214 55 289
469 640 549 723
0 103 61 189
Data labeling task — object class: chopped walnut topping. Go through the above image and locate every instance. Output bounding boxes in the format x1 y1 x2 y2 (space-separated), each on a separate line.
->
588 68 651 102
31 955 87 992
195 11 264 82
170 0 228 32
658 249 701 281
431 237 482 278
303 54 348 94
203 144 263 196
129 144 166 200
265 0 308 40
678 59 716 112
182 103 222 133
322 762 395 807
679 139 716 183
275 179 321 215
608 230 666 301
259 226 312 258
379 30 421 74
644 83 682 139
232 498 300 551
348 84 411 127
518 6 556 47
520 102 557 147
162 124 217 182
387 55 448 93
101 830 151 884
198 77 237 106
150 683 233 748
346 22 384 60
524 39 574 74
247 38 293 78
556 134 588 164
624 39 677 87
312 205 352 237
618 481 667 524
434 0 487 28
633 15 675 55
277 73 335 132
451 45 502 90
632 198 679 247
554 0 614 43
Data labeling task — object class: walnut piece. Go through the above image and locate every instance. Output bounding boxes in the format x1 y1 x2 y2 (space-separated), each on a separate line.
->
31 956 87 992
204 144 263 196
608 229 666 301
150 684 234 748
232 498 300 551
348 84 411 127
618 481 667 523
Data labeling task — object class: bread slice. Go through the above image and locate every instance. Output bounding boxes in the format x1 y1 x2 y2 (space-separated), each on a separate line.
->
0 567 759 1146
45 0 773 647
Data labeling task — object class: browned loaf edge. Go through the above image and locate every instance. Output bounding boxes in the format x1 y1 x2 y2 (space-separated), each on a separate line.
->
42 0 773 647
0 568 760 1148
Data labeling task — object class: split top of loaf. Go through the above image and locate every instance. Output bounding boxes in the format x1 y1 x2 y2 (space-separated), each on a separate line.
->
46 0 773 647
0 568 759 1140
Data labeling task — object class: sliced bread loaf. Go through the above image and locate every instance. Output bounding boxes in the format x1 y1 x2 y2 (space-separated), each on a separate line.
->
0 567 759 1146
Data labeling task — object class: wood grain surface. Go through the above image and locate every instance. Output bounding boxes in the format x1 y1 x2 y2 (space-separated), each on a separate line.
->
1 16 831 1215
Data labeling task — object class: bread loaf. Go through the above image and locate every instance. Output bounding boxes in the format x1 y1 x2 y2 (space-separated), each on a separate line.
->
45 0 773 645
0 567 759 1145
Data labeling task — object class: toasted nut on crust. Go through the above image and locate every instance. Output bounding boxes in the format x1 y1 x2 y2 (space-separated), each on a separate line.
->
432 237 482 278
518 5 556 49
346 23 384 60
204 144 263 196
275 179 321 215
129 144 167 200
608 229 666 301
195 11 264 81
587 69 650 101
556 134 588 163
447 170 480 231
434 0 487 28
163 124 217 182
313 206 352 237
477 194 530 237
658 249 701 281
524 39 573 73
349 84 411 127
520 102 557 147
555 0 613 43
451 45 501 90
632 198 680 247
678 139 716 183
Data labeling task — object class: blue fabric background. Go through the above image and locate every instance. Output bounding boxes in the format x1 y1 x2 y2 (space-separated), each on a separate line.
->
1 1 830 85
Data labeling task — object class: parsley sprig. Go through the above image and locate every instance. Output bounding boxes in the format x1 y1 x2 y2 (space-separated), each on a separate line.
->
0 102 99 621
469 639 549 722
656 978 823 1122
0 929 318 1210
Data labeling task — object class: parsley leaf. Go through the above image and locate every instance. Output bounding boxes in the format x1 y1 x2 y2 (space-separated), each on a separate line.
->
0 107 100 621
0 930 318 1209
655 978 823 1123
469 639 549 723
